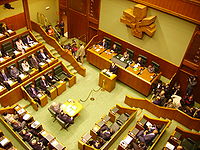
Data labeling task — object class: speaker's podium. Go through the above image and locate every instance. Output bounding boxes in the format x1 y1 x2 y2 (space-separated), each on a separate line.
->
99 70 117 92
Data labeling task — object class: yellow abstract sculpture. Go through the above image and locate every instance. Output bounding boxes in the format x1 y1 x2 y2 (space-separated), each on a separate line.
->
120 4 157 39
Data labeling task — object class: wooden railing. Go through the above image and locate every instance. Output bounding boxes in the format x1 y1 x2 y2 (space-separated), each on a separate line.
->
31 21 86 77
124 95 200 131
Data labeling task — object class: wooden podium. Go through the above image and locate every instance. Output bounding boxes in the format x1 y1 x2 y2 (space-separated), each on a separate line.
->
98 71 117 92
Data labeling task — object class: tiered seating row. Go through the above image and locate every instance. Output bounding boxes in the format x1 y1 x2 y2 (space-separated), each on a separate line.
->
124 95 200 131
0 129 17 150
118 114 170 150
0 104 66 150
78 104 137 150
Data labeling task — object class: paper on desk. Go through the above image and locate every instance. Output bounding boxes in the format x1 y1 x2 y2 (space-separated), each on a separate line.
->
19 74 25 78
39 62 45 66
37 93 42 98
18 108 25 114
7 30 13 33
46 59 51 62
95 49 100 52
165 142 175 150
0 85 4 90
0 58 4 62
7 80 13 85
0 138 9 146
23 114 31 120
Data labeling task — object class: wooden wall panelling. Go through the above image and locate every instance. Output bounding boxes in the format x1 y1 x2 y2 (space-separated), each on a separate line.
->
97 30 178 79
0 13 26 30
69 0 87 14
22 0 31 30
131 0 200 24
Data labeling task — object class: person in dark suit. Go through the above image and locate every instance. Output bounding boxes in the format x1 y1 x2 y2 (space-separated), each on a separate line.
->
111 44 120 54
29 54 41 70
186 75 197 96
11 120 26 132
27 83 41 104
37 49 49 62
46 72 58 85
0 23 10 37
98 125 114 141
29 139 44 150
57 111 74 124
0 69 11 90
19 129 33 141
109 63 118 74
99 39 108 49
50 102 61 114
9 65 22 83
39 76 50 95
136 129 158 144
136 57 144 67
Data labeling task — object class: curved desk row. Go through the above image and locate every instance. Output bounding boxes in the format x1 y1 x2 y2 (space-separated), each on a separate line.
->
87 46 161 96
124 95 200 131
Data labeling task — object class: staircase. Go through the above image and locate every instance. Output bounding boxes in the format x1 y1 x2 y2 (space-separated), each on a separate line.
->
32 31 77 75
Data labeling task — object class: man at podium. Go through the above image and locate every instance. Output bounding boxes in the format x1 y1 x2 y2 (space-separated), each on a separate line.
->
109 62 118 74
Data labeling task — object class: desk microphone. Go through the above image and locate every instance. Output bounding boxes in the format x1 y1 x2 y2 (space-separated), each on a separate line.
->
137 67 145 75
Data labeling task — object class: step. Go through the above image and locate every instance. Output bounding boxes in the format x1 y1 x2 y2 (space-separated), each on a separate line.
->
38 39 46 44
71 69 77 74
67 65 74 71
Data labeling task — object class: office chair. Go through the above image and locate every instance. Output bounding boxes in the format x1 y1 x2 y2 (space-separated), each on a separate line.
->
152 61 160 73
48 107 57 122
56 116 70 130
126 48 134 60
138 54 147 66
53 65 72 81
103 37 111 49
1 41 15 58
114 41 122 54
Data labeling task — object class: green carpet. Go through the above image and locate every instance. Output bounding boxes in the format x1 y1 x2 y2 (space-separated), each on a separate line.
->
0 59 196 150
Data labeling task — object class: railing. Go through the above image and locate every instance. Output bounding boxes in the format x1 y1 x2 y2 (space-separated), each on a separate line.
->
124 95 200 131
31 21 86 77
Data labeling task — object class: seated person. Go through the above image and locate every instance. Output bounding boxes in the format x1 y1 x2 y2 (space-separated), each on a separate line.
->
50 102 62 114
171 83 181 96
15 38 27 54
136 129 158 145
29 139 44 150
153 96 162 106
111 44 120 54
27 83 41 104
0 69 12 90
99 39 108 49
90 138 104 149
135 57 144 67
9 65 22 83
21 60 32 74
11 120 26 132
109 62 118 74
29 54 41 70
25 35 37 46
0 23 10 37
40 76 50 95
98 125 114 141
180 95 194 107
57 110 74 124
46 72 58 85
3 113 18 124
123 51 129 60
19 129 33 141
37 49 50 62
147 65 155 73
127 141 146 150
176 145 184 150
47 25 55 36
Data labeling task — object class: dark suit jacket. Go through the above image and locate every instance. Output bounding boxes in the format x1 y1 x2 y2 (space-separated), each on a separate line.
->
46 75 57 85
109 65 118 74
58 113 73 124
10 67 20 79
0 72 10 82
38 52 49 61
40 79 49 91
30 57 40 69
136 59 144 67
99 41 108 49
28 87 39 98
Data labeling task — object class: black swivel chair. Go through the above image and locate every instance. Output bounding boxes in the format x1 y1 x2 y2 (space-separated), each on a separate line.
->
12 38 18 50
56 116 70 130
1 41 15 58
104 37 111 49
151 61 160 73
53 65 72 81
126 48 134 60
113 42 122 54
138 54 147 66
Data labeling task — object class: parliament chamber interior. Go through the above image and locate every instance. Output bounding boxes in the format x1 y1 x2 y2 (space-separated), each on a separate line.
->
0 0 200 150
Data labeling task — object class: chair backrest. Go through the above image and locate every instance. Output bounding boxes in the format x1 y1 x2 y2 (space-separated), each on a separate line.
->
48 107 57 116
2 42 13 53
54 65 63 75
139 54 147 65
35 77 41 87
7 63 16 72
104 37 111 49
56 116 66 127
12 38 18 49
152 61 160 73
18 59 26 70
24 82 32 91
114 42 122 54
126 48 134 59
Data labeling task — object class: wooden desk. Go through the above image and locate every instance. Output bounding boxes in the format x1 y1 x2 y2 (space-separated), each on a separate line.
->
101 49 117 60
99 71 117 92
48 86 57 100
60 99 83 117
40 130 54 142
87 46 161 96
50 139 65 150
0 85 7 96
88 45 106 54
55 81 66 96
